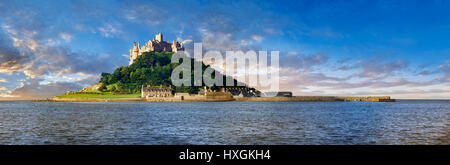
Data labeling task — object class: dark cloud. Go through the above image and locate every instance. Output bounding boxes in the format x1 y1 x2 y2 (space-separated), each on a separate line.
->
0 0 117 76
0 1 117 99
22 46 115 78
0 26 115 79
0 28 29 73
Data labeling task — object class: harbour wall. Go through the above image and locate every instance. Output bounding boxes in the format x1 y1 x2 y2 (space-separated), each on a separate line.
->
235 96 394 102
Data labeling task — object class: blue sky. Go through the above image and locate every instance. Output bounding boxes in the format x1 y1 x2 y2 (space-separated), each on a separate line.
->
0 0 449 99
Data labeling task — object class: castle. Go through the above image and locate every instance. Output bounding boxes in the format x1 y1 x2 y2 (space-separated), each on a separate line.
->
129 33 185 65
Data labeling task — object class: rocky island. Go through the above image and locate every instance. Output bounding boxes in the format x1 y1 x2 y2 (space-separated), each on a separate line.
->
42 33 395 103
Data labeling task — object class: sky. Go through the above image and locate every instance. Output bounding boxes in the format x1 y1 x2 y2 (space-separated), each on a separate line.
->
0 0 449 100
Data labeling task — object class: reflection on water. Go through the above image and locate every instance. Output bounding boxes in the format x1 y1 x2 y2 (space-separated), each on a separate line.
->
0 100 448 144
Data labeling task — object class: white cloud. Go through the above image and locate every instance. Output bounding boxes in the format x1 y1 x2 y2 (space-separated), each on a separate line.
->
98 24 122 38
251 34 264 43
182 39 193 45
0 92 16 98
59 32 73 42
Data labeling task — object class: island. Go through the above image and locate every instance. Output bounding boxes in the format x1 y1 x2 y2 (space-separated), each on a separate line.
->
40 33 395 103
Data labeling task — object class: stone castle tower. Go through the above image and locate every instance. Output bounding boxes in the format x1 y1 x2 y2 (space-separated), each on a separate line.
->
129 33 184 65
155 33 163 42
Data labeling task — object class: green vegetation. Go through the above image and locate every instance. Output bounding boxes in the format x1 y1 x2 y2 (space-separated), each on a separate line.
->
56 51 252 99
98 52 175 93
98 51 244 94
55 92 140 99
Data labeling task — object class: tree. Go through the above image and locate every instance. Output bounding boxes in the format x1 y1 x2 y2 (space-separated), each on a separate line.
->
98 51 244 94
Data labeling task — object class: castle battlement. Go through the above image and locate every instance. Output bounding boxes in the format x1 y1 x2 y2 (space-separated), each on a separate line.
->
129 33 184 65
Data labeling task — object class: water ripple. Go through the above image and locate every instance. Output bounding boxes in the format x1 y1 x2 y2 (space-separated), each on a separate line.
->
0 100 448 144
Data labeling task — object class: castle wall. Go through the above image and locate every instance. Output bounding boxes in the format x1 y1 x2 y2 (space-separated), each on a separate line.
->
129 33 185 65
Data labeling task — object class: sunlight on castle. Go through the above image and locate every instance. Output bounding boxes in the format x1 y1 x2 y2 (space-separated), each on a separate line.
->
129 33 185 65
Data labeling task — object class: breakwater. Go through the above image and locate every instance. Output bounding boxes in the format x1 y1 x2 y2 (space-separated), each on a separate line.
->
235 96 395 102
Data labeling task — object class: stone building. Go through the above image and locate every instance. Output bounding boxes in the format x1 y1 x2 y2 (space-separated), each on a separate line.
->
129 33 185 65
141 85 173 98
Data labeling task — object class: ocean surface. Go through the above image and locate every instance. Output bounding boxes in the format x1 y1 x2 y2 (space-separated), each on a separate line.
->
0 100 448 145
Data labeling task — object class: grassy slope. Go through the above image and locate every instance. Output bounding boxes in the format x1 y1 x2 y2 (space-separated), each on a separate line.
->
55 93 140 99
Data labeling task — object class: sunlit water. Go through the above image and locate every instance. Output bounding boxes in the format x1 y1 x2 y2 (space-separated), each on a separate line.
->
0 100 448 145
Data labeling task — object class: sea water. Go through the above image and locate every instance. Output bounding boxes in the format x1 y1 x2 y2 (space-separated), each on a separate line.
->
0 100 448 144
